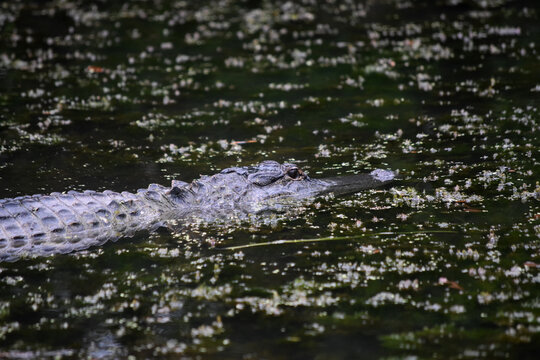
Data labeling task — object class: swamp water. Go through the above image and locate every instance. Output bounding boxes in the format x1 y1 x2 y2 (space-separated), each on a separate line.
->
0 0 538 358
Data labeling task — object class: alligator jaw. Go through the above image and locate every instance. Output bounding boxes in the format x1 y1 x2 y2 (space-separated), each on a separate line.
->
318 169 395 196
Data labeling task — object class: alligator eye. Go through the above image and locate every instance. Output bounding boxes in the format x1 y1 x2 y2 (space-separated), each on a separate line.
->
287 168 300 179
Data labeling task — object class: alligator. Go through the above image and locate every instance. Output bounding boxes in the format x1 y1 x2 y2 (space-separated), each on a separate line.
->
0 161 394 261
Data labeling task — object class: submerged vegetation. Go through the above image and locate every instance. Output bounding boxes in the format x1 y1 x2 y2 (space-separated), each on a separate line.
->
0 0 538 358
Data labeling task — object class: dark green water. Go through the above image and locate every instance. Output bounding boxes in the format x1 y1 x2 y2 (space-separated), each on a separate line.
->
0 0 539 358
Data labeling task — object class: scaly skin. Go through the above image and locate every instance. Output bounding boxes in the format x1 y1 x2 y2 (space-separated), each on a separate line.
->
0 161 394 261
0 185 174 261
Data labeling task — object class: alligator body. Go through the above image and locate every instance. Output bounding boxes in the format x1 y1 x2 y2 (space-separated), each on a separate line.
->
0 161 394 261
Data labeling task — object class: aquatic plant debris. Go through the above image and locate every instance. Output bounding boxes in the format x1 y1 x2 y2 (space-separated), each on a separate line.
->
223 230 458 251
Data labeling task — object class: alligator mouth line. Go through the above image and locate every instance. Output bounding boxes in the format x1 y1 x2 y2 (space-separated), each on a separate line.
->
319 169 396 196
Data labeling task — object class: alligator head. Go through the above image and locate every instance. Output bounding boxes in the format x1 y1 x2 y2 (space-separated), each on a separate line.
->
168 161 395 217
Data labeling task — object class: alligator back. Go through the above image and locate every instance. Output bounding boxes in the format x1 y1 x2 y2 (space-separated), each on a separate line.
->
0 188 170 261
